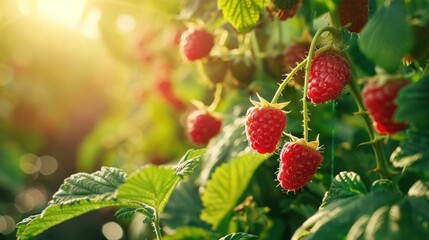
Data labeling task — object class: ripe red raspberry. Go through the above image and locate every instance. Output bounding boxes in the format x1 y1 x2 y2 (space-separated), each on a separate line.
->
362 78 410 134
307 51 351 104
283 41 311 86
187 111 222 146
277 140 323 191
271 0 302 21
180 28 214 61
245 96 288 154
339 0 369 33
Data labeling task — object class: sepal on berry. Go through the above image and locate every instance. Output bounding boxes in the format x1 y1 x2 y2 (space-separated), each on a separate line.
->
249 93 290 111
284 133 321 150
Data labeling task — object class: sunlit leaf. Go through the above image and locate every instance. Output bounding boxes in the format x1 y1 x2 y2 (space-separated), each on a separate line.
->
199 117 250 186
50 167 126 204
175 149 206 179
320 171 367 209
16 167 126 240
118 149 205 215
163 226 219 240
200 152 270 230
218 0 270 32
358 0 412 73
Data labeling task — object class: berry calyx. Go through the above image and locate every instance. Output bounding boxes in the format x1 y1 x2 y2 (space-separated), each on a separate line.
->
362 77 410 134
339 0 369 33
245 95 289 154
187 110 222 146
307 51 351 104
180 28 214 61
277 136 323 191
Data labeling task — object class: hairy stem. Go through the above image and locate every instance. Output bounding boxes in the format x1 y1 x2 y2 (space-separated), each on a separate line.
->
302 26 340 141
270 46 331 104
153 213 163 240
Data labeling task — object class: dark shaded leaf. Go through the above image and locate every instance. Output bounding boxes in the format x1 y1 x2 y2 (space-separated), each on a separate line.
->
320 171 367 209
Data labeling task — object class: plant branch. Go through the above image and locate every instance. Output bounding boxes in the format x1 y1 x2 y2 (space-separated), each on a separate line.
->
270 45 331 105
302 26 340 141
348 75 394 179
153 212 163 240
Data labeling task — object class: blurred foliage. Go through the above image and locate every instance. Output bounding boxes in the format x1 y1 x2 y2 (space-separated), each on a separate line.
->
1 0 429 239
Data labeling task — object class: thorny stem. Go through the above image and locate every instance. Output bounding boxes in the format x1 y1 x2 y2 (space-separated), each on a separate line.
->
270 46 331 105
302 26 340 142
348 73 393 179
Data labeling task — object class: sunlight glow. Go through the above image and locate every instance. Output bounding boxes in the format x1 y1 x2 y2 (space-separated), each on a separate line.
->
18 0 87 29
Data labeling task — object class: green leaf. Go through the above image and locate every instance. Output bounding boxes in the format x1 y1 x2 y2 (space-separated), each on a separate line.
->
118 149 205 215
118 166 180 216
175 149 206 179
320 172 368 209
395 76 429 128
218 0 270 32
16 167 126 240
162 178 209 229
200 152 270 230
292 179 401 240
390 128 429 175
199 116 250 186
163 226 219 240
358 0 412 73
408 180 429 197
50 167 127 204
347 196 429 240
115 205 155 224
219 232 258 240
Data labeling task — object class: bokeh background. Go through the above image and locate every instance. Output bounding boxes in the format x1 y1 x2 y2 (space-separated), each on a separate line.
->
0 0 208 239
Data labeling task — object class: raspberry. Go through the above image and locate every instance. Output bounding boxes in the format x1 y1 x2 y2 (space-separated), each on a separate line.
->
277 140 323 191
362 78 410 134
187 111 222 146
231 60 256 87
245 96 288 154
202 57 228 84
339 0 369 33
283 41 311 86
271 0 302 21
180 28 214 61
307 51 351 104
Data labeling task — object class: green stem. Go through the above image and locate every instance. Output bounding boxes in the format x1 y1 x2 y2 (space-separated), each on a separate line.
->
250 31 264 80
208 83 222 112
302 26 340 141
348 75 392 179
153 213 163 240
270 45 331 104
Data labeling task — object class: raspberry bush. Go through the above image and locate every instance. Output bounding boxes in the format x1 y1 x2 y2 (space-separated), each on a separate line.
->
3 0 428 240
